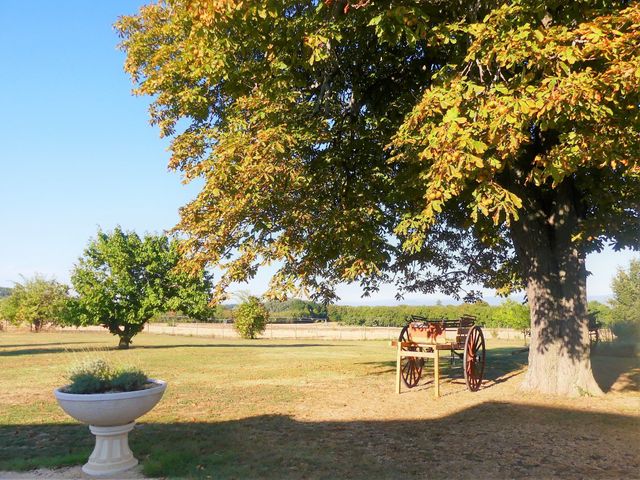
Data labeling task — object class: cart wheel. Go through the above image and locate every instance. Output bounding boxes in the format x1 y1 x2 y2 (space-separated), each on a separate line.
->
399 324 424 388
463 326 485 391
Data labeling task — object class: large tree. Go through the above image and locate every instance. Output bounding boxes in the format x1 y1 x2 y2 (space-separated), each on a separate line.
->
70 228 213 348
117 1 639 394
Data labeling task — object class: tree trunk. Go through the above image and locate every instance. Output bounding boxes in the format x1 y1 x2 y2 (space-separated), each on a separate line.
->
510 180 603 396
118 336 131 349
519 247 602 396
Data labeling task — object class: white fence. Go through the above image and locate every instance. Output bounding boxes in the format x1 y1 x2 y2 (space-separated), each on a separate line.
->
59 322 529 341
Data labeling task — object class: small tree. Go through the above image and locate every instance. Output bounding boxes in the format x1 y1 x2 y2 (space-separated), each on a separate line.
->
233 296 268 339
70 227 213 348
0 276 69 331
609 259 640 341
0 297 14 329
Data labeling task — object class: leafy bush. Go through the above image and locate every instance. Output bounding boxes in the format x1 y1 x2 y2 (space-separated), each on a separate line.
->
233 296 269 339
64 359 149 394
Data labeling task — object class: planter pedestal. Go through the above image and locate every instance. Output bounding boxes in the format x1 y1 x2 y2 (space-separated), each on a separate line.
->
82 422 138 476
54 379 166 477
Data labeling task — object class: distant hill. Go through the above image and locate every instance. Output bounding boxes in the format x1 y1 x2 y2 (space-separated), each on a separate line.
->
0 287 11 298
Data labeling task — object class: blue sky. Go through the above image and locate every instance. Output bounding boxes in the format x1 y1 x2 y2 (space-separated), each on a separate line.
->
0 1 636 305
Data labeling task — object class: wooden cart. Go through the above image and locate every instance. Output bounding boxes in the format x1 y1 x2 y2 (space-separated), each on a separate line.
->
392 315 486 397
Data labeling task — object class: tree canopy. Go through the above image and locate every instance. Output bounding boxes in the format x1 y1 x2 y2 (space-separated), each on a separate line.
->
117 1 639 394
70 227 213 348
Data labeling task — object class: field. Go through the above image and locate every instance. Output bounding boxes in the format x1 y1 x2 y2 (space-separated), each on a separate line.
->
0 331 638 479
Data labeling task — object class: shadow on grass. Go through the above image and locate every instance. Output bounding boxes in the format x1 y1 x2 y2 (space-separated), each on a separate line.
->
367 344 639 395
591 341 640 393
0 423 92 471
483 347 528 384
136 343 339 350
0 342 102 349
359 347 529 393
1 403 638 479
0 347 115 357
0 343 340 357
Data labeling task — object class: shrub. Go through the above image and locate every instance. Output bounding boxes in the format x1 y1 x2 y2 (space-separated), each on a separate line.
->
110 367 148 392
64 359 149 394
66 359 113 394
233 296 268 339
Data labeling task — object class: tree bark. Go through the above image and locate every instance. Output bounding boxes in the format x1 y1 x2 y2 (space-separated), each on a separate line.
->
510 180 603 396
118 336 131 349
109 324 133 349
106 321 145 349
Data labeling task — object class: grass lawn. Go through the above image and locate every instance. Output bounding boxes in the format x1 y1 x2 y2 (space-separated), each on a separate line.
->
0 330 638 479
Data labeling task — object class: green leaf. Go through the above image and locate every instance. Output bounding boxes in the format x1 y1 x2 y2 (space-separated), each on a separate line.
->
368 15 383 26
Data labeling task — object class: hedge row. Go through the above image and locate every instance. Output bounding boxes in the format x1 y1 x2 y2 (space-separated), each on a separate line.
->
327 302 529 329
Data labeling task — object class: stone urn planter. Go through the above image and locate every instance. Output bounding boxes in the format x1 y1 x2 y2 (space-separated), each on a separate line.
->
54 379 167 476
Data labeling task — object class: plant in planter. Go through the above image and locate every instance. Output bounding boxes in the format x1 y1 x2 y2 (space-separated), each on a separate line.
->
54 359 167 476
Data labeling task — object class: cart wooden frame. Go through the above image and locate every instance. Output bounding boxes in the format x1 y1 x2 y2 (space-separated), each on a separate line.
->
391 315 486 397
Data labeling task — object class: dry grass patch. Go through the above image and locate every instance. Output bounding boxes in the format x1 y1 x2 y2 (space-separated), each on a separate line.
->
0 330 638 478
